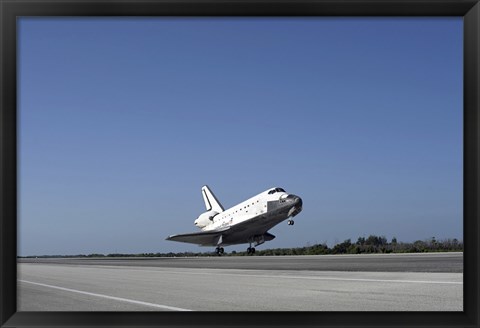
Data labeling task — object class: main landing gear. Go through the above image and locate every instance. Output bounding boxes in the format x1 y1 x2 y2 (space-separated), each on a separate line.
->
287 219 295 226
246 240 256 255
215 247 224 255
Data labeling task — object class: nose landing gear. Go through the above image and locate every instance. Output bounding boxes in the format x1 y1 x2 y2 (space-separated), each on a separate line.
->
247 247 256 255
287 220 295 226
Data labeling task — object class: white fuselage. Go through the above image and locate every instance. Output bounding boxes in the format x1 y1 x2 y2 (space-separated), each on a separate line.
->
199 189 288 232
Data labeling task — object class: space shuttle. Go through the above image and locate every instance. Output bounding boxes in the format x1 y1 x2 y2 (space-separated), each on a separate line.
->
166 185 303 255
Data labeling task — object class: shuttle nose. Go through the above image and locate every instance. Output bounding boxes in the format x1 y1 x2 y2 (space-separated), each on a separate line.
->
295 196 303 208
286 194 302 207
286 194 303 217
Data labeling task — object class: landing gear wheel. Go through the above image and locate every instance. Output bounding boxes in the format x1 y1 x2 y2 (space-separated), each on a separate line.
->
215 247 224 256
288 220 295 225
247 247 256 255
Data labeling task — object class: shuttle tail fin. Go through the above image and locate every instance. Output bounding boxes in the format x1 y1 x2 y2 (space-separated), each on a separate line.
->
201 185 224 213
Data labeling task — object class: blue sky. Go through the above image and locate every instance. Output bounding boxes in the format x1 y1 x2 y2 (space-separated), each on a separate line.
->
18 17 463 256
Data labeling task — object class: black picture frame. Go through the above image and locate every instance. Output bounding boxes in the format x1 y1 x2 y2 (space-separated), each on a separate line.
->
1 0 478 327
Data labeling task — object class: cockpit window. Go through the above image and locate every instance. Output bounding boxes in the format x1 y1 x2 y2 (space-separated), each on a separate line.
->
275 188 285 192
268 187 285 194
268 189 276 194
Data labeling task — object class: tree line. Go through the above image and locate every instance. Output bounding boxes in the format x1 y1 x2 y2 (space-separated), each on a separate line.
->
19 235 463 258
247 236 463 256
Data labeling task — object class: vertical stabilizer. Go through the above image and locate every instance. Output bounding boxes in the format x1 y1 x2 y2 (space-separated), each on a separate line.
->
201 185 224 213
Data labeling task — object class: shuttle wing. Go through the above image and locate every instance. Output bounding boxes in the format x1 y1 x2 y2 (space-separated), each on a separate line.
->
226 213 277 236
166 227 230 246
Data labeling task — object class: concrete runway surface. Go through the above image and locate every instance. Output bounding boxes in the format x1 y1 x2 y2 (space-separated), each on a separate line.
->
18 252 463 311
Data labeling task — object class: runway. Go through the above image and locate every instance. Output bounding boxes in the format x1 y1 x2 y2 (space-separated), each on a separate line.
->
17 252 463 311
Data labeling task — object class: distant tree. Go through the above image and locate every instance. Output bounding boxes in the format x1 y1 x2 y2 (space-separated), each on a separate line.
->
412 240 427 252
332 239 352 254
309 243 329 255
356 237 366 246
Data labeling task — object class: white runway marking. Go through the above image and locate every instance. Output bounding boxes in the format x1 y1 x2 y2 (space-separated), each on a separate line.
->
19 280 193 311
